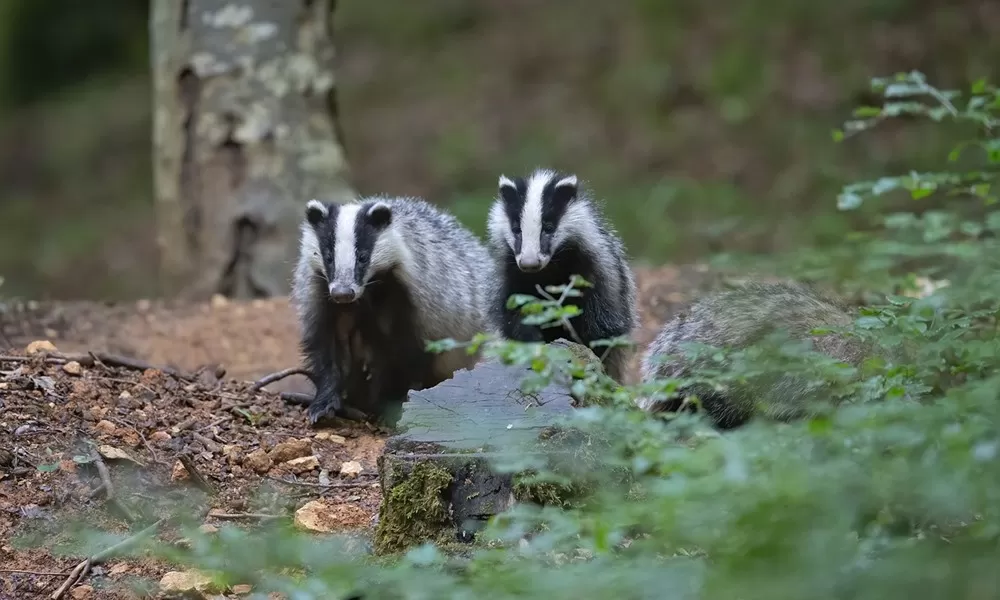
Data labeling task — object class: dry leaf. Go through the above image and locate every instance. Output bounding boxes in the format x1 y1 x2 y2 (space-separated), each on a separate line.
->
98 444 142 465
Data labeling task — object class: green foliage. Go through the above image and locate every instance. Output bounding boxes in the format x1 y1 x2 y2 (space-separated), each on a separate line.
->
30 72 1000 599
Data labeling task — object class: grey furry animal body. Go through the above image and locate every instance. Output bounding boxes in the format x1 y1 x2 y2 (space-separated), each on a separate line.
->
291 196 492 425
637 281 872 429
486 168 638 384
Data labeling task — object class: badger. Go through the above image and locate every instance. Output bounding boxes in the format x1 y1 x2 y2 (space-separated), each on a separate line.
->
636 281 875 429
486 168 638 384
291 196 492 425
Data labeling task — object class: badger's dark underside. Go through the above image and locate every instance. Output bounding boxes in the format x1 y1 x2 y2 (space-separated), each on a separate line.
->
303 272 434 426
653 387 753 430
494 241 631 381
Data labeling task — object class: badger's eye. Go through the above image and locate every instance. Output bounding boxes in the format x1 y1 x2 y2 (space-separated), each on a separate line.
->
511 224 521 235
541 222 556 234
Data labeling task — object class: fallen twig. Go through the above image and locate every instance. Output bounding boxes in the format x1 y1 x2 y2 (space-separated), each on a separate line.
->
0 568 65 576
178 455 216 496
208 512 286 521
89 447 138 524
50 516 167 600
90 449 115 498
1 351 194 381
280 391 313 405
170 416 198 433
252 367 313 391
49 559 90 600
266 475 378 490
190 432 221 453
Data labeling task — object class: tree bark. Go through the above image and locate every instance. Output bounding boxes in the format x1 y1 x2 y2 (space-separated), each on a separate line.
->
150 0 354 299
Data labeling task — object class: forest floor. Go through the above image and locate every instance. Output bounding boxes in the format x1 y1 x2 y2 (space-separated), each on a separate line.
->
0 264 718 600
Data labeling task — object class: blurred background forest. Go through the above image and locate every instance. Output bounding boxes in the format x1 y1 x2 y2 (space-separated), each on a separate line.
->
0 0 997 300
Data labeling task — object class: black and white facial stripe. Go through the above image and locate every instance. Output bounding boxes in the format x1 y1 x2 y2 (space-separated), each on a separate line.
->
302 198 398 303
493 170 581 272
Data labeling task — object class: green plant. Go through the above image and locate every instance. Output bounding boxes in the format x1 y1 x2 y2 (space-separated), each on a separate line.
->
32 72 1000 600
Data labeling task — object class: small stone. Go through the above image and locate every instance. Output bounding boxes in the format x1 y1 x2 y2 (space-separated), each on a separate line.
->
171 460 190 481
25 340 58 355
135 298 151 312
339 460 363 478
83 406 108 421
268 438 312 464
159 570 218 594
284 455 320 474
244 449 272 474
231 583 253 595
70 584 94 599
0 382 7 390
118 390 132 400
198 524 219 535
222 444 241 463
94 420 117 434
314 431 346 444
150 431 172 443
109 563 130 575
294 500 337 533
210 293 229 309
62 361 83 376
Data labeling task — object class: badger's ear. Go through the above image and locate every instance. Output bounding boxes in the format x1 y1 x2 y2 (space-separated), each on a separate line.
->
367 201 392 229
305 199 329 226
551 174 578 205
498 175 520 205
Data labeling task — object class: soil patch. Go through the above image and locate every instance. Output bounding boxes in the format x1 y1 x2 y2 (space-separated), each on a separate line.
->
0 350 383 599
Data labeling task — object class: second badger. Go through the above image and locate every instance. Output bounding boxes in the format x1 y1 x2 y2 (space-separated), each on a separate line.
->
486 168 638 384
291 196 493 424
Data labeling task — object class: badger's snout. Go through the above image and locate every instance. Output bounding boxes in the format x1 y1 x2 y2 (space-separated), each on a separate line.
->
328 281 360 303
516 252 549 273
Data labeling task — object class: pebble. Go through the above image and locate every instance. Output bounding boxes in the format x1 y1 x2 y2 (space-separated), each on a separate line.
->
244 449 272 474
62 361 82 376
284 455 320 474
25 340 58 355
339 460 363 477
69 584 94 599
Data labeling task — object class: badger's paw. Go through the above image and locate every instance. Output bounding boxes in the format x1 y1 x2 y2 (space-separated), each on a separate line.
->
307 390 342 426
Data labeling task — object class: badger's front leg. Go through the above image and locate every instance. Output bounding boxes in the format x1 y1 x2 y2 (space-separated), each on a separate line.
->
298 302 347 424
303 342 344 425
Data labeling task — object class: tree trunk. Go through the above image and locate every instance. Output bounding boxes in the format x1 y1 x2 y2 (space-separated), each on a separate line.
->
150 0 354 299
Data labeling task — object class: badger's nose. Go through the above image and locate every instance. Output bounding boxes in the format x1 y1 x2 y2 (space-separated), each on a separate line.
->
517 254 547 273
328 283 358 303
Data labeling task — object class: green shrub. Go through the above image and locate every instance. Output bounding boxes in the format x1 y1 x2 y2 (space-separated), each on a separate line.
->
49 72 1000 599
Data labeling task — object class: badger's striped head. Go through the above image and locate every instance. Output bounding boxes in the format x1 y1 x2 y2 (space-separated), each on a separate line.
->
488 169 582 273
300 198 401 303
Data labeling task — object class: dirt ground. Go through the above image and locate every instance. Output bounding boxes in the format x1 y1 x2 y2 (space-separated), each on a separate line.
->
0 264 717 599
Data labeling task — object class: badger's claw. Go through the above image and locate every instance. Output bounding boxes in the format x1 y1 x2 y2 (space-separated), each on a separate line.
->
307 392 372 425
307 389 342 425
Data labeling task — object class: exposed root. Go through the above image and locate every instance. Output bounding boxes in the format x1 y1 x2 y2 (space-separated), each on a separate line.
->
1 350 194 381
251 367 313 391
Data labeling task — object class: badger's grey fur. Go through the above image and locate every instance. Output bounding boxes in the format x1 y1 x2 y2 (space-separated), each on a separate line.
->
636 281 874 429
486 168 638 384
291 196 492 424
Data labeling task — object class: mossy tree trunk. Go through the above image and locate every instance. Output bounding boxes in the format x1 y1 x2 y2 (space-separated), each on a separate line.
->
150 0 354 299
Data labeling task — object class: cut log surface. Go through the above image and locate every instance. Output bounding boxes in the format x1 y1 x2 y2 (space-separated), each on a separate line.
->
385 357 577 455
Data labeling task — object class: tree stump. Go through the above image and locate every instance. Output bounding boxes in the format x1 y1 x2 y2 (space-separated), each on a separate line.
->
374 340 604 555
